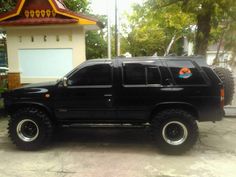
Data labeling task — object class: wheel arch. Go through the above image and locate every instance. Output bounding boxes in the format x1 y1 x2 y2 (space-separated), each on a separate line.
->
8 102 56 121
150 102 199 120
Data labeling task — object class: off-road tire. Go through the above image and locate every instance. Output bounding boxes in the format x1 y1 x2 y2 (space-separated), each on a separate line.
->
213 67 235 105
8 107 53 150
151 109 198 154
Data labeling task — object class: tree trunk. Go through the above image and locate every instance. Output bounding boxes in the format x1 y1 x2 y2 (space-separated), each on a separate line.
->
165 35 176 56
195 5 212 56
213 29 225 65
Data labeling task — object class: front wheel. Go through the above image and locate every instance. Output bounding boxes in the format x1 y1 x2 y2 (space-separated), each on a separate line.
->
151 109 199 154
8 107 54 150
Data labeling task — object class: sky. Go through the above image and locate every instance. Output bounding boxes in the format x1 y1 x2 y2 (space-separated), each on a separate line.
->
90 0 144 24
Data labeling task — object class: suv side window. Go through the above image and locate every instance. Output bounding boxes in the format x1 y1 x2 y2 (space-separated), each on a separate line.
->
123 63 145 85
123 62 161 85
68 63 112 86
147 67 161 84
166 60 205 85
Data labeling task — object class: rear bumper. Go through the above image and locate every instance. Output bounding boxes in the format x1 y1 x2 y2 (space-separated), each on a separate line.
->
198 108 224 122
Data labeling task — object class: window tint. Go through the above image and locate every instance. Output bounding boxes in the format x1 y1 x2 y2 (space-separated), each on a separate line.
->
123 63 161 85
166 60 205 85
123 63 145 85
147 67 161 84
68 64 111 86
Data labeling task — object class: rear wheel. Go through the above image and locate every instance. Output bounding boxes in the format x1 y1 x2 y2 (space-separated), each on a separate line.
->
151 109 198 154
8 107 53 150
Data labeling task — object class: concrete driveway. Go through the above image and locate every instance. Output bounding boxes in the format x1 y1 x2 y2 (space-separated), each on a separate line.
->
0 117 236 177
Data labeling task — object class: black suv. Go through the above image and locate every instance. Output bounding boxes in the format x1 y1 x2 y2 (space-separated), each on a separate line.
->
3 57 224 153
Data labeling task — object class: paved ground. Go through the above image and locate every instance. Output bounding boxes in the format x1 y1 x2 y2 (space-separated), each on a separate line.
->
1 117 236 177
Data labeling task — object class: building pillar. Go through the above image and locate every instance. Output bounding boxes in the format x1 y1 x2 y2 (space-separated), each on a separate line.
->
8 72 21 90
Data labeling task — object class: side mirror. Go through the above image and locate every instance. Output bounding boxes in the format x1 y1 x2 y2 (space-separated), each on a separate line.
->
63 77 68 87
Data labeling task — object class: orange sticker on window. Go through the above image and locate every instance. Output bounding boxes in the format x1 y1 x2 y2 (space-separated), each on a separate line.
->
179 67 192 79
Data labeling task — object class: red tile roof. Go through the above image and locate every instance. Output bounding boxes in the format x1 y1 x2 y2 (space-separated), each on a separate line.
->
0 18 77 26
0 0 102 27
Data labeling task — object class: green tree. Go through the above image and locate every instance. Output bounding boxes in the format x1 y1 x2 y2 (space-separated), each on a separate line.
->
64 0 107 59
0 0 17 13
63 0 90 13
121 2 194 56
86 15 108 59
149 0 236 55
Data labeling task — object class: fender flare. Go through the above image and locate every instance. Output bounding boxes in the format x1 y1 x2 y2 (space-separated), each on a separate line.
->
151 102 199 119
8 101 54 118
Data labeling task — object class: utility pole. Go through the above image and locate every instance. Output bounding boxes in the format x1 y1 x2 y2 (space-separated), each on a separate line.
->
115 0 118 57
107 0 111 59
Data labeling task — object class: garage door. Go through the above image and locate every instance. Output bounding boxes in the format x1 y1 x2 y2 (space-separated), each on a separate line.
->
19 49 73 78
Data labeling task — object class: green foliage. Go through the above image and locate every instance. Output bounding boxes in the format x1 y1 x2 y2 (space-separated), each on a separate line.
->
86 31 107 59
121 1 194 56
122 0 236 56
86 31 108 59
0 0 17 13
180 0 236 55
224 22 236 57
63 0 90 13
86 14 108 59
62 1 108 59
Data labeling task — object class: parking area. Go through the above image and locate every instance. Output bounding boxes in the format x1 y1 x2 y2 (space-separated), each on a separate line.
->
0 117 236 177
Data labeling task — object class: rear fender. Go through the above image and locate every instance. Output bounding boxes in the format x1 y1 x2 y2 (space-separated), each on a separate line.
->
150 102 199 120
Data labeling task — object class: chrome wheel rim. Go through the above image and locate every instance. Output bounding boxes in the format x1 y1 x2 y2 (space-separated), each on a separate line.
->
16 119 39 142
162 121 188 146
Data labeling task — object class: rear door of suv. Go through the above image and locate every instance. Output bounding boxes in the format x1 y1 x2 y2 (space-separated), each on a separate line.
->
163 59 213 117
114 59 163 122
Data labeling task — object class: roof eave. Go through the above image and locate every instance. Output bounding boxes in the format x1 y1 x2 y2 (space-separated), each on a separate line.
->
0 0 103 29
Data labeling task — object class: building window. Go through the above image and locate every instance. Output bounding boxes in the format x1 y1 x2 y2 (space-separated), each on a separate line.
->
56 35 60 42
31 36 34 42
44 35 47 42
19 36 22 43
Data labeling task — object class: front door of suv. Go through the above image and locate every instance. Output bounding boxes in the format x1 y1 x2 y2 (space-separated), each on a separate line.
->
55 61 114 122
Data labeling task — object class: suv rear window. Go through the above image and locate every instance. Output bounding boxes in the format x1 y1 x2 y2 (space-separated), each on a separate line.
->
166 60 205 85
123 62 161 85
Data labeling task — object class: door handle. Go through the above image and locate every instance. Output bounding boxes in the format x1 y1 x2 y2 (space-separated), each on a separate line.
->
104 94 112 97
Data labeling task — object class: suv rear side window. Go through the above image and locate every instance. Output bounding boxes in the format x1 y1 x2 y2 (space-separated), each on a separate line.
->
166 60 205 85
123 63 145 85
68 63 112 86
147 67 161 84
123 62 161 85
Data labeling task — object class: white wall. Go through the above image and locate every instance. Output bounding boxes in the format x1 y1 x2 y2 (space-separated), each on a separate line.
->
5 25 86 83
19 48 73 78
206 51 232 66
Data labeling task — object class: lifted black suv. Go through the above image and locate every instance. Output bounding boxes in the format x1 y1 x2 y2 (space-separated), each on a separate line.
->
3 57 224 153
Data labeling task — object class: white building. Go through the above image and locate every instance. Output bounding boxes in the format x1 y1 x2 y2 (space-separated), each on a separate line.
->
0 0 102 89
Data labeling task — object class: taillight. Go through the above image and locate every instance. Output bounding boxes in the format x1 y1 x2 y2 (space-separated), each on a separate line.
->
220 88 225 108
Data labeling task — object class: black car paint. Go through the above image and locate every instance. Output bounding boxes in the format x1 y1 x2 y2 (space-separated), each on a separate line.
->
3 57 224 124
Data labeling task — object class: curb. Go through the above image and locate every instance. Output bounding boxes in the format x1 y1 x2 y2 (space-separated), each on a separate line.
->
224 107 236 117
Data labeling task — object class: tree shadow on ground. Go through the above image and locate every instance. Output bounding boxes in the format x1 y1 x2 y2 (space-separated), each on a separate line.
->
49 127 159 154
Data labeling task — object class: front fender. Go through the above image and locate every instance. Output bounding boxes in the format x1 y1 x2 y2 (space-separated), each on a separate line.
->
6 101 54 117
